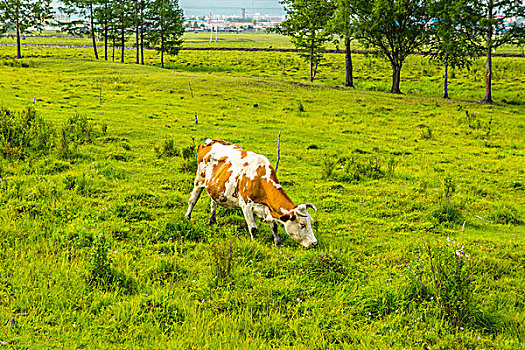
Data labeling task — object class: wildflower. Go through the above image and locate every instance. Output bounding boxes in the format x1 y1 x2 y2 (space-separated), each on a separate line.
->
201 299 205 303
296 298 302 302
192 279 196 283
368 312 371 316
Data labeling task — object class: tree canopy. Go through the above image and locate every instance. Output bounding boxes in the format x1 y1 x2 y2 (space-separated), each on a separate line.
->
274 0 335 82
0 0 53 58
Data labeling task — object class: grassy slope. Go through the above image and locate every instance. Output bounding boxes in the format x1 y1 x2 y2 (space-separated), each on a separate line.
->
0 40 524 349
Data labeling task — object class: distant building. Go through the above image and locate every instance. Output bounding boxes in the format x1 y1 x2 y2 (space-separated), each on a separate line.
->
241 8 246 19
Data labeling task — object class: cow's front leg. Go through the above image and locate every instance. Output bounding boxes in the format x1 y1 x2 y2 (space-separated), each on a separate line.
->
185 181 205 220
270 220 281 245
210 199 218 226
241 203 258 240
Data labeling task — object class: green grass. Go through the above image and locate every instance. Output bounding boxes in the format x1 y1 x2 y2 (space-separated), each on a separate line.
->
0 34 524 349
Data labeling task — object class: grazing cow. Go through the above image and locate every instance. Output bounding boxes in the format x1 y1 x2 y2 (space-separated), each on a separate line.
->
185 139 318 248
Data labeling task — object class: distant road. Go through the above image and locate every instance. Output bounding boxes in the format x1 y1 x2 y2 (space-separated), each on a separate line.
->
1 42 524 57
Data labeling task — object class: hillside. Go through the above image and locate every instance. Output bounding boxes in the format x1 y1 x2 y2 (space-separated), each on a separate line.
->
0 38 524 348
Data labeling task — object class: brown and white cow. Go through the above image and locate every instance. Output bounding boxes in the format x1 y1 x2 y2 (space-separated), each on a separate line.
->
185 139 318 248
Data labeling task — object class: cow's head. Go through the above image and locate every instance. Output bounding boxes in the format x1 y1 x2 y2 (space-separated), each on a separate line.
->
281 204 318 248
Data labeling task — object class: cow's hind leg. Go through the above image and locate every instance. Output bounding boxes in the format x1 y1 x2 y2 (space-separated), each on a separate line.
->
185 176 205 220
210 199 218 226
241 203 258 240
270 220 281 246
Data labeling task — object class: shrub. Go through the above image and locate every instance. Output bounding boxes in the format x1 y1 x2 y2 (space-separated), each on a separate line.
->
56 113 95 159
0 106 54 160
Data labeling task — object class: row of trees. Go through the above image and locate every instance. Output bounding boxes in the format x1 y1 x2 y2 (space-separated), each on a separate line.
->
0 0 185 68
274 0 525 103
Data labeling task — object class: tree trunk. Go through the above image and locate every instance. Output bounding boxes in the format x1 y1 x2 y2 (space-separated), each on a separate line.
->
120 26 125 63
483 0 493 103
443 53 449 99
309 39 314 82
90 3 99 60
140 0 144 65
112 32 115 62
16 20 21 59
104 2 108 61
391 63 402 94
135 4 139 64
160 35 164 68
104 23 108 61
345 36 354 88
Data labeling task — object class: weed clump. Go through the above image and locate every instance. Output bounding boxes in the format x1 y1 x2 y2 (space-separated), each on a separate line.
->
146 259 188 285
164 217 207 242
428 243 475 329
209 239 235 286
489 205 522 225
87 234 136 294
306 253 348 284
57 113 94 159
432 176 463 225
322 154 396 183
0 106 54 160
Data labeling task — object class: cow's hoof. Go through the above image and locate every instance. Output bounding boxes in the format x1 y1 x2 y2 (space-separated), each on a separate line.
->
274 238 282 246
209 218 217 226
185 214 191 220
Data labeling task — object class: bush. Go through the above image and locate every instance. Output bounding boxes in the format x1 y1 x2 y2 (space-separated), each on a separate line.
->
57 113 94 159
0 106 54 160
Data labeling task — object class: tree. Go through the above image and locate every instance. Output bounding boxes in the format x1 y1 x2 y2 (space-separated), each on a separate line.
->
113 0 132 63
130 0 147 65
427 0 483 98
95 0 113 61
0 0 52 59
475 0 525 103
330 0 356 87
58 0 99 60
352 0 431 93
273 0 335 82
146 0 184 68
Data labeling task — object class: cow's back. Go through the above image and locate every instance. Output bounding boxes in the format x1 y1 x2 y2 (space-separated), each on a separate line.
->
197 139 271 209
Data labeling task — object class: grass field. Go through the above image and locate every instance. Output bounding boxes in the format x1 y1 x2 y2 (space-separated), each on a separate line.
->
0 34 524 348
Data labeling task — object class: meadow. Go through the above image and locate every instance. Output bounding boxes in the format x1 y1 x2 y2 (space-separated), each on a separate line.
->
0 33 524 348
